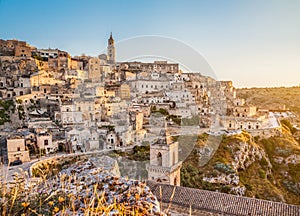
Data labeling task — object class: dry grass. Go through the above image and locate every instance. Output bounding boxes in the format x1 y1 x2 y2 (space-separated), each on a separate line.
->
237 86 300 116
0 170 167 215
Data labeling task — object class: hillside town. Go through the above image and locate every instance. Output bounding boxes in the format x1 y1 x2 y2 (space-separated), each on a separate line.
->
0 34 296 185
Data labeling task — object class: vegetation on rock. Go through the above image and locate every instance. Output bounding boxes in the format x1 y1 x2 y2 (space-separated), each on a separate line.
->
181 128 300 205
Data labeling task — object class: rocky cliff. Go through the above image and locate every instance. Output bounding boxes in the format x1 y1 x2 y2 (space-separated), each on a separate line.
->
181 127 300 205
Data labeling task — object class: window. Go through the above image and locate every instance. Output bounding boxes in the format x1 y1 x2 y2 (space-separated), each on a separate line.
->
17 147 20 151
44 140 48 146
157 152 162 166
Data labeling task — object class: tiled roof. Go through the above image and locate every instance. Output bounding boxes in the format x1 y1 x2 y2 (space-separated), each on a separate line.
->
147 181 300 216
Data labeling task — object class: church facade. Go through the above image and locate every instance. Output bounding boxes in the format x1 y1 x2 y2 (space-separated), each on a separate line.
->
146 129 182 186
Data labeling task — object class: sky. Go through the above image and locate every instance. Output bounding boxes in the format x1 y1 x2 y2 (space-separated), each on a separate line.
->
0 0 299 87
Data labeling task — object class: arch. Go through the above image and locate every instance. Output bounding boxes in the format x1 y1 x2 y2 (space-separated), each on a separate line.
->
157 152 162 166
174 176 177 186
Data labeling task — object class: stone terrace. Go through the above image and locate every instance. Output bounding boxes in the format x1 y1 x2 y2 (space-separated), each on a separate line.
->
147 181 300 216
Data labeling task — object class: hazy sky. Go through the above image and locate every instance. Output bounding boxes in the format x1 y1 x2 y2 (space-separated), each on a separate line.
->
0 0 299 87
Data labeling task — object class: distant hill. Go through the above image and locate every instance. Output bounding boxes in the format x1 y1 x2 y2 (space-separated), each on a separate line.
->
236 86 300 116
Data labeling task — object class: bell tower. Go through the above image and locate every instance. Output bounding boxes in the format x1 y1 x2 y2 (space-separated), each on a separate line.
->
146 128 182 186
107 32 116 64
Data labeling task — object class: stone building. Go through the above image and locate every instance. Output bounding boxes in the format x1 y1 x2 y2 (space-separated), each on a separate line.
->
119 61 179 74
59 101 83 127
6 135 30 163
129 79 170 94
146 128 182 186
70 58 83 70
88 57 101 80
0 39 32 57
36 130 56 154
117 83 131 99
107 33 116 64
30 71 64 87
35 48 70 72
106 131 118 149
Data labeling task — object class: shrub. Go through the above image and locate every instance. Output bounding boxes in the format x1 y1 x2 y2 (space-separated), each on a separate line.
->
281 119 297 134
258 169 266 179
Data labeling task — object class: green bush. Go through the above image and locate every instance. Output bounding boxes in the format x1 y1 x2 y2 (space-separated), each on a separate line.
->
258 169 266 179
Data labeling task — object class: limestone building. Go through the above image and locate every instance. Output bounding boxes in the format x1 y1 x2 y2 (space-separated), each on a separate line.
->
146 128 182 186
88 57 101 80
5 135 30 163
107 33 116 64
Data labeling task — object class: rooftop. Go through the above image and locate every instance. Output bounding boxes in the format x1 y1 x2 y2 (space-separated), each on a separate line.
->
147 182 300 216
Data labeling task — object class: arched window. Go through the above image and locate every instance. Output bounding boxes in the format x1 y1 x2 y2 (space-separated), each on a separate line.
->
157 152 162 166
174 177 177 186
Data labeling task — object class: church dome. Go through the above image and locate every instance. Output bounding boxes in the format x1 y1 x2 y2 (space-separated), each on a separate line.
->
99 54 107 60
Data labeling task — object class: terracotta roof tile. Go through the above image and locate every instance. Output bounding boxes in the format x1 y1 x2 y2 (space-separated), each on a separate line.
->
147 181 300 216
